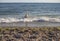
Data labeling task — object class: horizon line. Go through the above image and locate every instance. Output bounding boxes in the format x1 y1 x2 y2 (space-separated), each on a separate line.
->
0 2 60 3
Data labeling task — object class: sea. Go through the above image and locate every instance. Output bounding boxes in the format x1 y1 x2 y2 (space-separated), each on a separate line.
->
0 3 60 27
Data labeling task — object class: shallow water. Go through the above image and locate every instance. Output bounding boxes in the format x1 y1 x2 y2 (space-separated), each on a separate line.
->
0 3 60 27
0 22 60 27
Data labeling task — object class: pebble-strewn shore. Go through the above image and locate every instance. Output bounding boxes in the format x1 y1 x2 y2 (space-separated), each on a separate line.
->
0 27 60 41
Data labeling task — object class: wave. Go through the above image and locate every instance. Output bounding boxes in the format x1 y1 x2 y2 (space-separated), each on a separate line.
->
34 17 60 22
0 17 60 23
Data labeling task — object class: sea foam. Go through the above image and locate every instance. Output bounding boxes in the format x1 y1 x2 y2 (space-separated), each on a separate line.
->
0 17 60 23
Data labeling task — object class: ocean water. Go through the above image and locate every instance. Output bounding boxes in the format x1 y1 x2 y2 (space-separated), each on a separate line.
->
0 3 60 27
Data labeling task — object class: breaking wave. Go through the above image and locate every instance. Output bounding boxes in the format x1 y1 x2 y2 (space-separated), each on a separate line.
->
0 16 60 23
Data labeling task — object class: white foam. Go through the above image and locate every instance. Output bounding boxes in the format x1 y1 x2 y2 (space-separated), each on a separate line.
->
32 16 60 22
0 18 20 23
0 17 60 23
